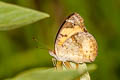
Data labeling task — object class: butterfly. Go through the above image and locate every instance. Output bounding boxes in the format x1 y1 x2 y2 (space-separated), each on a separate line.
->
49 13 97 64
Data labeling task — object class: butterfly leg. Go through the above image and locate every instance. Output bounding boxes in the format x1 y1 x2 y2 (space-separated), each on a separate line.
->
52 58 57 67
63 62 72 69
56 61 63 70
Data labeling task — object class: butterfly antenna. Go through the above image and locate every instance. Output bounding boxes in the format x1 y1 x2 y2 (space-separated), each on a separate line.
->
32 36 51 51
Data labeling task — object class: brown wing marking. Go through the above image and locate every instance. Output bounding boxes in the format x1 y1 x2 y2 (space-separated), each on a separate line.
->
55 13 87 46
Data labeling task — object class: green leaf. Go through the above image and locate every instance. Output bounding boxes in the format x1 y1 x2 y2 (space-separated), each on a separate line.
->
0 49 52 79
0 1 49 31
10 68 86 80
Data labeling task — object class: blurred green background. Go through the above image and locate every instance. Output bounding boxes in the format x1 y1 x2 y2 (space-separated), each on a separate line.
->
0 0 120 80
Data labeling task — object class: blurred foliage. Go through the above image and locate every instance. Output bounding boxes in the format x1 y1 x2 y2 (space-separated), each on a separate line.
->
0 0 119 80
11 68 86 80
0 1 49 30
10 63 92 80
0 2 49 30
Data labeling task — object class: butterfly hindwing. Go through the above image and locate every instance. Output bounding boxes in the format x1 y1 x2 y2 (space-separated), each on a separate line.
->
55 31 97 63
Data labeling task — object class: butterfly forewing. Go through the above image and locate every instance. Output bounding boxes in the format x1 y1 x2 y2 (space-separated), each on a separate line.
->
55 13 85 46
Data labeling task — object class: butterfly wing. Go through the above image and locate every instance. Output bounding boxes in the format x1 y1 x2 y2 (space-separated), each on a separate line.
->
53 13 97 63
55 13 86 46
55 32 97 63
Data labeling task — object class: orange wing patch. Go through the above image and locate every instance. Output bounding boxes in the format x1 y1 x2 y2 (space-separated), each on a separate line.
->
57 26 83 45
56 13 86 46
